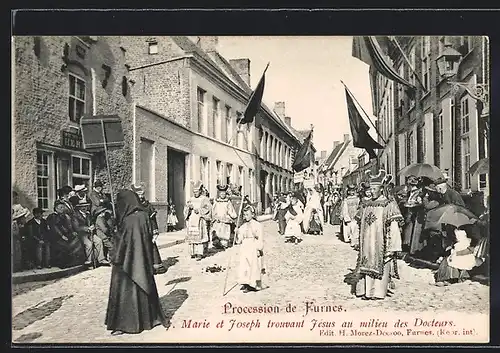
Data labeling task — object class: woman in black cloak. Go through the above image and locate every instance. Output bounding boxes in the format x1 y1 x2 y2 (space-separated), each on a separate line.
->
105 190 168 335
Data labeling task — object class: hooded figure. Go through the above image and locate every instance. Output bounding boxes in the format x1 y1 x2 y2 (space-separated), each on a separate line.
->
105 190 168 335
131 184 167 275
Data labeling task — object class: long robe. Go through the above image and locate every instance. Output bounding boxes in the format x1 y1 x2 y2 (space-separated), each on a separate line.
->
105 190 167 334
140 199 165 270
341 196 360 243
237 219 264 289
211 198 237 248
184 195 211 256
402 189 426 254
355 196 403 299
303 190 324 233
284 203 304 238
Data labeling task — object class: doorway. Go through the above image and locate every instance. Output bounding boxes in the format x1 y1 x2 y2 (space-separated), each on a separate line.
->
168 148 187 229
260 170 267 212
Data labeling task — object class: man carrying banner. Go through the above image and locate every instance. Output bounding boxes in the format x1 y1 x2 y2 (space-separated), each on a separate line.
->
354 170 403 300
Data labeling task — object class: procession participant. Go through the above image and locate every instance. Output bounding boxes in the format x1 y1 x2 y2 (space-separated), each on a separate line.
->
402 176 426 255
131 184 167 275
274 193 289 235
284 192 305 244
105 189 168 335
351 182 372 250
25 207 52 269
236 204 265 293
329 190 342 226
165 198 179 232
71 197 108 267
341 184 360 245
184 181 211 260
323 190 332 224
46 201 86 269
88 180 106 219
210 184 237 249
354 170 404 300
303 185 324 234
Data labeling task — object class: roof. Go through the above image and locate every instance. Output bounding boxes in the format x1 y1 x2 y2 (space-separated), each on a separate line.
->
320 141 346 171
171 36 302 145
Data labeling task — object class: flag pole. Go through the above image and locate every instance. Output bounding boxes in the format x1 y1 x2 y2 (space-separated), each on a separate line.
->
341 80 387 146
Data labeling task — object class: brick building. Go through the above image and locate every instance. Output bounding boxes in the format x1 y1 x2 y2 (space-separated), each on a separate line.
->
368 36 489 195
121 36 303 223
13 36 134 213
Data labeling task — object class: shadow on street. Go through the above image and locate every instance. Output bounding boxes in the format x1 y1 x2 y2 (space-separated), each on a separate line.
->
161 256 179 272
159 289 189 329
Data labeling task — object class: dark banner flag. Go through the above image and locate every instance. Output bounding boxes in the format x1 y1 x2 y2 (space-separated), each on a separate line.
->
345 88 384 160
237 63 270 125
352 36 416 91
292 130 313 172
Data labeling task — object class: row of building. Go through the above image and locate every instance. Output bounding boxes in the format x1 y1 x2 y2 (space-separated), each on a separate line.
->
318 36 489 201
13 36 315 230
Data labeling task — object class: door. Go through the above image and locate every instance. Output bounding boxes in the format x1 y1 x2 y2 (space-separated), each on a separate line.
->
168 148 186 229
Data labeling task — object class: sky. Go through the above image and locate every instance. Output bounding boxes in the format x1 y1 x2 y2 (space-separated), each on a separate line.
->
217 36 377 155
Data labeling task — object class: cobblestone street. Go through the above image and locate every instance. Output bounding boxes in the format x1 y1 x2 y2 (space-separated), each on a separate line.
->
12 221 489 344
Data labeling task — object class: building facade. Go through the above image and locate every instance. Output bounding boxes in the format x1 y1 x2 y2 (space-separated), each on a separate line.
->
13 36 134 213
123 36 302 223
369 36 489 195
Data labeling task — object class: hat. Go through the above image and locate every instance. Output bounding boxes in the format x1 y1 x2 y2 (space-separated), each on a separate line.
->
74 184 88 192
407 175 419 186
217 184 228 192
434 177 448 186
366 169 392 186
192 180 203 191
243 204 256 215
360 181 371 190
131 183 145 194
94 180 103 188
12 204 29 220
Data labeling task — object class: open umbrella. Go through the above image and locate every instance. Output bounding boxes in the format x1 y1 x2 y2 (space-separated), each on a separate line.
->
399 163 444 181
468 157 489 176
424 204 479 230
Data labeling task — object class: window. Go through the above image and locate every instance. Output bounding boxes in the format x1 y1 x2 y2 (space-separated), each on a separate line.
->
406 130 414 165
197 88 206 134
226 163 233 185
479 174 487 189
461 96 470 134
216 160 223 185
212 97 220 139
462 136 471 189
225 106 232 144
421 36 431 92
238 166 244 192
438 110 444 149
148 41 158 55
460 36 473 53
68 73 86 123
200 157 209 189
72 156 91 187
247 124 253 152
140 138 154 200
236 112 245 149
37 151 52 209
408 46 416 86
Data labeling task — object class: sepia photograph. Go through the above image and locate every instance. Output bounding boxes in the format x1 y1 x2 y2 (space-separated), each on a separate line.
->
11 31 490 344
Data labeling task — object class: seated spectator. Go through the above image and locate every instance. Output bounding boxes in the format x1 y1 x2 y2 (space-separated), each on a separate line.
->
94 206 114 261
25 207 52 269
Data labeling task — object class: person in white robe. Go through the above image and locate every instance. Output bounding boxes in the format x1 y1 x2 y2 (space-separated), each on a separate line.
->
354 170 403 300
236 205 264 293
284 192 305 244
302 185 324 234
210 184 237 249
341 184 360 245
184 181 211 260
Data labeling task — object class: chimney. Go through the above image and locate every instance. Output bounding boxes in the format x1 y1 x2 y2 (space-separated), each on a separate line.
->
333 141 340 149
343 134 350 142
229 58 251 86
284 116 292 126
274 102 286 118
321 150 327 160
198 36 219 53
